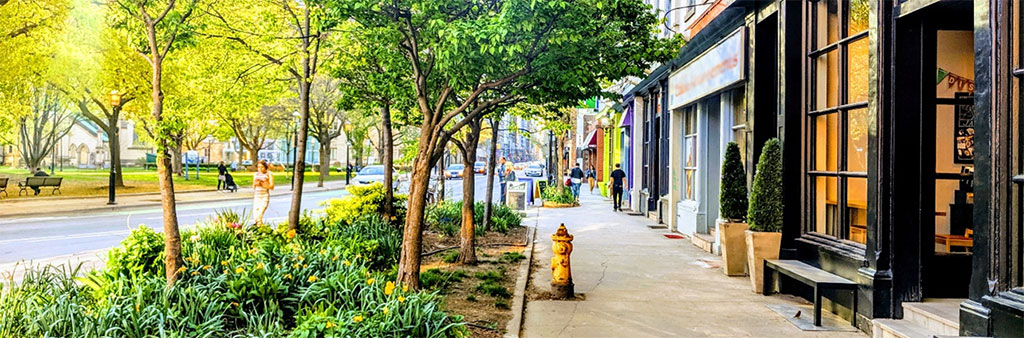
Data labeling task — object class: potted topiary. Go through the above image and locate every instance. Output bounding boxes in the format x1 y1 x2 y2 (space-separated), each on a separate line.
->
745 138 784 293
717 142 748 276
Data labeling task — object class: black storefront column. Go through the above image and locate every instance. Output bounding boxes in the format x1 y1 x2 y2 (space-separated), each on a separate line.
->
961 0 1024 335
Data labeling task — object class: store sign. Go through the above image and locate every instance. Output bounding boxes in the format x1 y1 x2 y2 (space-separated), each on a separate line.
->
668 28 745 110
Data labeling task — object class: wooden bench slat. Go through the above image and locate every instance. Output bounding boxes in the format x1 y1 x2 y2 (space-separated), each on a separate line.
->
766 259 856 287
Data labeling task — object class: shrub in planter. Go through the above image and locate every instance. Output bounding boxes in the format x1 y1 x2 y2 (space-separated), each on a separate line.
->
541 186 576 206
717 142 749 276
745 138 784 293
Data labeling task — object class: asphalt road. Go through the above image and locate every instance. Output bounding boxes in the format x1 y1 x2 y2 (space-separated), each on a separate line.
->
0 173 507 265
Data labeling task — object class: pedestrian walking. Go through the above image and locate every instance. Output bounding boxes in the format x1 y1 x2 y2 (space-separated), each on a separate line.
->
217 161 228 191
586 166 597 193
610 163 628 211
252 160 275 226
569 164 584 200
500 157 516 204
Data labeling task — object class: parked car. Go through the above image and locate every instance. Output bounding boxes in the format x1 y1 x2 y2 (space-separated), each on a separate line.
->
445 164 465 179
524 163 544 177
474 161 486 174
513 162 527 170
353 165 400 188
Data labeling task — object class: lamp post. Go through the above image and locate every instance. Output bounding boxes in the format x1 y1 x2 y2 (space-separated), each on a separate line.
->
344 122 353 185
107 90 121 205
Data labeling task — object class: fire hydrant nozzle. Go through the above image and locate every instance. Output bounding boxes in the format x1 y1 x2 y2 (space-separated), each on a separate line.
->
551 223 574 299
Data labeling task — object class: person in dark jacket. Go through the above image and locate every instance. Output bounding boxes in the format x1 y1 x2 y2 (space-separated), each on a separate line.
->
610 163 628 211
217 161 228 191
569 164 584 200
31 167 48 195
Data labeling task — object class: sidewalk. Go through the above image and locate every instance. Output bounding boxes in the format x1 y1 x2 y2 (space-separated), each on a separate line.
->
521 192 866 337
0 180 348 218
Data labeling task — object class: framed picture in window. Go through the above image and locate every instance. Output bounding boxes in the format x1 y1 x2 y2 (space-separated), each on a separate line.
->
954 92 975 164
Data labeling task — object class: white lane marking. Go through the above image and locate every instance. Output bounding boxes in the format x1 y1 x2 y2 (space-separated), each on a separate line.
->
0 229 129 244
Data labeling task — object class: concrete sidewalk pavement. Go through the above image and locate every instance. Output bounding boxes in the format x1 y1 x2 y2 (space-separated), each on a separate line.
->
521 192 866 337
0 180 349 219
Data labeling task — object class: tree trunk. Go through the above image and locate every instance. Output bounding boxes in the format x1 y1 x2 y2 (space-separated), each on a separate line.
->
483 118 498 231
249 148 259 171
171 145 183 176
458 126 480 264
381 103 394 219
317 140 329 187
398 153 432 289
145 23 181 285
288 11 312 232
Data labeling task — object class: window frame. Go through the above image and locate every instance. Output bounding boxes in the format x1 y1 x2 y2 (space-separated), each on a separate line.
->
1009 0 1024 288
804 0 870 244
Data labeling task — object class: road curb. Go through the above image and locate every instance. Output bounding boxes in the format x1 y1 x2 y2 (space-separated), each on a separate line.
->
505 210 538 338
0 185 347 219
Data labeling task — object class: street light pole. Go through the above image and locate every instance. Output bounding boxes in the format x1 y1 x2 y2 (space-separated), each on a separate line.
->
344 122 353 185
107 90 121 205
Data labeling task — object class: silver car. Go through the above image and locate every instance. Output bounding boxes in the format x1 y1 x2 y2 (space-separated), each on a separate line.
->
524 163 544 177
353 165 401 188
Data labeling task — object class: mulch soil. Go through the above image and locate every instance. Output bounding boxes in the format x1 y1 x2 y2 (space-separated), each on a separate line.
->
420 226 529 338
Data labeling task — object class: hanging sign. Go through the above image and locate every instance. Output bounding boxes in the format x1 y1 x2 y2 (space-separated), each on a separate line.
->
668 28 745 110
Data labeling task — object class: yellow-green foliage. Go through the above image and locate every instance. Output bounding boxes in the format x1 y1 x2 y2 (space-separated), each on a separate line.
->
323 183 407 226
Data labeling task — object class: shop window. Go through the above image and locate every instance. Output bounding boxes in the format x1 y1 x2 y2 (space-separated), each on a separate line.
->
806 0 870 244
683 107 697 201
730 89 746 164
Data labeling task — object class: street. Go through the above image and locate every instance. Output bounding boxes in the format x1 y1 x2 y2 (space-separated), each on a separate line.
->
0 173 507 265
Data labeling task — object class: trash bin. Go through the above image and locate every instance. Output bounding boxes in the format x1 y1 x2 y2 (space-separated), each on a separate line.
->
506 181 528 211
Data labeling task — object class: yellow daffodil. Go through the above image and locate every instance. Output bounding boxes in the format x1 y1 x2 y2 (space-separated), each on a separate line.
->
284 273 293 280
223 269 229 275
308 275 318 282
221 260 228 266
293 263 301 269
402 285 409 292
275 264 281 269
382 307 389 315
202 265 211 270
332 255 339 261
176 266 186 274
286 229 296 239
352 315 363 323
355 254 362 259
231 302 239 307
191 271 199 276
384 281 395 296
297 255 304 261
302 264 308 268
366 278 375 285
398 296 406 303
325 321 336 329
319 249 326 255
235 267 244 273
343 260 351 266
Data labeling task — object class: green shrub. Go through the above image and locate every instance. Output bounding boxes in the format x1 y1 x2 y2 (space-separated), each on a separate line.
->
426 201 523 237
541 185 576 204
501 251 526 263
442 250 459 263
475 282 510 298
323 183 407 227
747 138 784 232
426 202 462 237
720 142 748 222
104 225 165 280
486 204 522 235
420 268 468 291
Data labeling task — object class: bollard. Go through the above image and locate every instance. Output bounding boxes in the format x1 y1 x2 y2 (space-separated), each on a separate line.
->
551 223 574 299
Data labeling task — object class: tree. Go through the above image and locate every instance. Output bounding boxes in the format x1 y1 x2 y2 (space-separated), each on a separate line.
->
335 0 681 289
720 142 747 222
223 106 289 168
19 86 75 170
331 21 413 219
202 0 341 231
747 138 784 232
481 115 500 232
109 0 200 285
307 77 344 187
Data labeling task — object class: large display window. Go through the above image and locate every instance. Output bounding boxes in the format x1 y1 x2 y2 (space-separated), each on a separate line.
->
805 0 869 244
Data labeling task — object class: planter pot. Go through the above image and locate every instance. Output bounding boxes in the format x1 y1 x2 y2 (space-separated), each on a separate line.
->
542 200 579 208
717 219 749 276
745 230 781 293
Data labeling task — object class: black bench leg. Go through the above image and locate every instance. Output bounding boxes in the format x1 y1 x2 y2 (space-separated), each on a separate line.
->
763 262 772 295
813 286 822 326
851 288 857 328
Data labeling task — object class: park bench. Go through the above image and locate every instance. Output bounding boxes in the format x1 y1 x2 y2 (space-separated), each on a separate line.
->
763 259 858 327
0 177 8 198
17 177 64 196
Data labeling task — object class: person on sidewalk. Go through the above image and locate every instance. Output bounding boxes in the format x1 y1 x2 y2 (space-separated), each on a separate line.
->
30 167 48 195
569 164 584 200
586 165 596 193
610 163 628 211
216 161 228 191
252 160 275 226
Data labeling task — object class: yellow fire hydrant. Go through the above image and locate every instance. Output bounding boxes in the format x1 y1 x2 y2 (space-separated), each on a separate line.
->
551 223 574 299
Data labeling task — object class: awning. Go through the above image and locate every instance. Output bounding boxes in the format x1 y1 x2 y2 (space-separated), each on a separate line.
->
618 103 632 128
582 130 598 149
